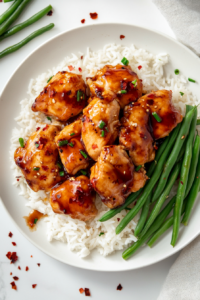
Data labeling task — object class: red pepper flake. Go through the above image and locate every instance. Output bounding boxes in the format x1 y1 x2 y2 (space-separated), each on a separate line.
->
10 272 12 275
78 67 82 72
117 218 120 221
42 124 49 131
90 12 98 19
38 144 44 150
37 263 41 267
154 144 158 150
6 252 18 264
40 175 47 181
31 255 33 258
32 284 37 289
81 19 85 24
10 281 17 290
138 65 142 70
148 93 155 99
79 288 84 294
13 276 19 281
12 242 16 246
180 181 183 185
85 288 91 296
120 35 125 40
92 144 98 149
18 266 21 270
47 10 53 16
8 232 13 238
42 165 49 171
81 56 83 60
68 65 74 71
36 127 41 131
117 284 123 290
17 179 19 181
25 266 29 271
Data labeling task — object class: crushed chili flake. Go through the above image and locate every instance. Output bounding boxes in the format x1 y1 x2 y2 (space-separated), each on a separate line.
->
40 175 47 181
17 179 19 181
10 272 12 275
13 276 19 281
79 288 84 294
90 12 98 19
47 10 53 16
117 218 120 221
120 35 125 40
117 284 123 290
81 19 85 24
31 255 33 258
10 281 17 290
81 56 83 59
138 65 142 70
92 144 98 149
12 242 16 246
37 263 41 267
180 181 183 185
42 165 49 171
36 127 41 131
42 124 49 131
32 284 37 289
68 65 74 71
6 252 18 264
78 67 82 72
154 144 158 150
8 232 13 238
85 288 91 296
38 144 44 150
25 266 29 271
18 266 21 270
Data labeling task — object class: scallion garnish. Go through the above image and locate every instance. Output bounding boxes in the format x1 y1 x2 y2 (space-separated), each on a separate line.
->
121 57 129 66
152 112 162 122
58 140 68 147
77 90 84 102
132 79 137 87
70 132 75 136
121 90 127 94
47 75 54 83
33 167 40 171
80 170 87 175
34 218 38 224
105 127 109 132
80 150 87 159
59 171 64 176
180 92 184 96
35 143 39 148
188 78 196 83
99 232 104 236
57 162 62 169
135 165 142 172
69 142 74 147
101 130 105 137
19 137 24 148
99 120 105 129
47 116 52 121
174 69 179 75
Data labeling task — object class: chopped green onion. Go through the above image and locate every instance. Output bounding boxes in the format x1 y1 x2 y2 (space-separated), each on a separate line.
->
80 170 87 175
99 120 105 129
101 130 105 137
80 150 87 159
69 142 74 147
33 167 40 171
59 171 64 177
121 57 129 66
34 218 38 224
105 127 109 132
99 232 104 236
188 78 196 83
132 79 137 87
135 165 142 171
58 140 68 147
35 143 39 148
174 69 179 75
47 116 52 121
77 90 84 102
47 75 53 83
70 132 75 136
57 162 62 169
19 137 24 148
152 112 162 122
121 90 127 94
180 92 184 96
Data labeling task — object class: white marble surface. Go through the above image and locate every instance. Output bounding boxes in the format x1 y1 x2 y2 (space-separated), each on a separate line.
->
0 0 179 299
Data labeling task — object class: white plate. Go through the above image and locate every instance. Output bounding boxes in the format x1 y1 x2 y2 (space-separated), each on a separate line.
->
1 23 200 272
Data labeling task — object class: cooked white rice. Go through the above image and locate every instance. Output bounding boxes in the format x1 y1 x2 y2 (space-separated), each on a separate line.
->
10 43 200 258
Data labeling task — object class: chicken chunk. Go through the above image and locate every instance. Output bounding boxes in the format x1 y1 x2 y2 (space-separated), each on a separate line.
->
50 175 97 221
14 124 63 192
119 103 155 166
32 71 86 122
130 168 148 193
90 145 134 208
82 96 120 161
87 64 142 108
138 90 183 139
55 120 89 175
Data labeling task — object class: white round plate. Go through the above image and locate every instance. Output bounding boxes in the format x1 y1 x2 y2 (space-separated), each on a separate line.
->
1 23 200 272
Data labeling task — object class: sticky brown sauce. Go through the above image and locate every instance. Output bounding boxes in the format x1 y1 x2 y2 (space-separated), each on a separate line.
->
24 210 46 231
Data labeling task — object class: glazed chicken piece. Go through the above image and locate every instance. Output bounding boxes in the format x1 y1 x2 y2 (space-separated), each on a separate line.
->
82 96 120 161
131 168 148 193
138 90 183 140
119 103 155 166
14 124 63 192
55 120 89 175
32 71 86 122
87 64 143 108
50 175 97 221
90 145 135 209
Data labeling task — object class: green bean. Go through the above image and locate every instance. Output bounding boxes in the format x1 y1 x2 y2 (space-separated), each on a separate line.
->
99 189 142 222
116 124 181 235
0 5 52 41
171 107 197 246
139 161 182 238
0 0 31 36
182 153 200 225
152 108 195 202
0 0 22 25
0 23 54 59
134 191 152 237
4 0 15 2
122 195 176 260
197 119 200 126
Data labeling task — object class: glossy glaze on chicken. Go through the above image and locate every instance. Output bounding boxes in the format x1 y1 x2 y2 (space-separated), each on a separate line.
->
14 63 183 222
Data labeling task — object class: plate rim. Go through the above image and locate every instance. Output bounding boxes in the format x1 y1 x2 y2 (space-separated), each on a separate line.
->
1 22 200 272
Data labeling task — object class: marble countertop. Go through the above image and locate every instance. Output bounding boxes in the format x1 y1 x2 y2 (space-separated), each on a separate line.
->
0 1 179 299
